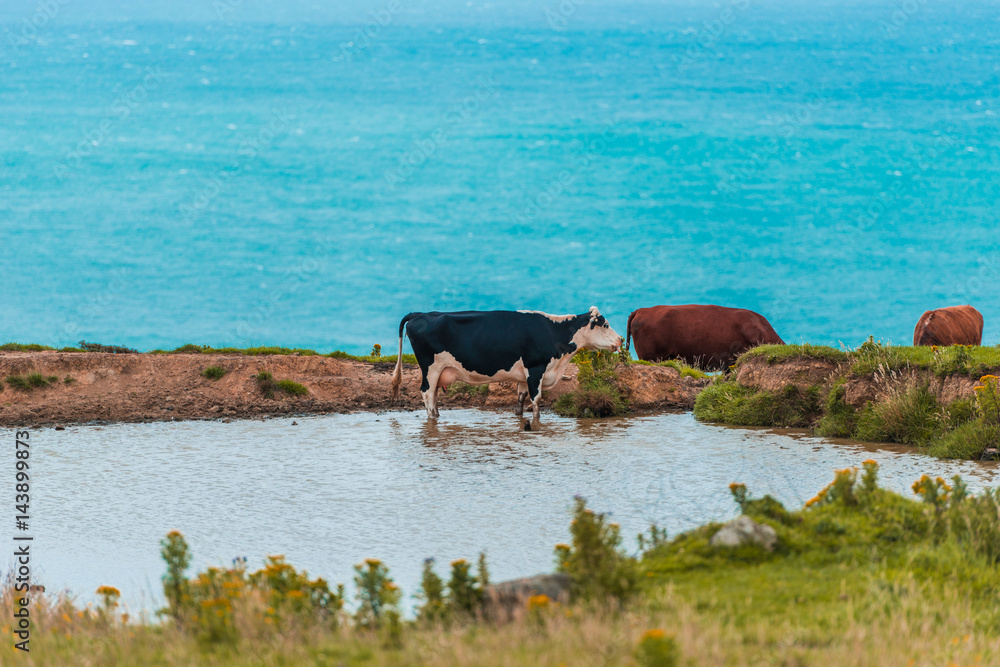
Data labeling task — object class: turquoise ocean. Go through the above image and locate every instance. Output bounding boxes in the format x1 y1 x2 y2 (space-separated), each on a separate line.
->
2 1 999 353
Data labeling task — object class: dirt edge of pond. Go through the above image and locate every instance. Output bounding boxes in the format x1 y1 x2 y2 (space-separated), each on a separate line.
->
0 352 709 427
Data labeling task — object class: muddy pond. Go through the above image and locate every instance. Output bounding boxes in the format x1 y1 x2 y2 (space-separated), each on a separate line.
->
18 410 1000 613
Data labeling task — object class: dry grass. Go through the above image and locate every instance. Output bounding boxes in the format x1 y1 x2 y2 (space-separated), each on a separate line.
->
3 581 998 666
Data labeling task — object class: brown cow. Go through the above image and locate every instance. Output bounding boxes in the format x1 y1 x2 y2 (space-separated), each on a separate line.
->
913 305 983 346
626 304 784 370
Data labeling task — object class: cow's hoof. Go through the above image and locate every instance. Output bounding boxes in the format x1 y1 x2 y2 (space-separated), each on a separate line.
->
523 420 531 431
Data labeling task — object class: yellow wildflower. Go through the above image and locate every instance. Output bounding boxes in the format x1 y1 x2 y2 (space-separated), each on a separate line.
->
527 594 551 609
642 628 666 641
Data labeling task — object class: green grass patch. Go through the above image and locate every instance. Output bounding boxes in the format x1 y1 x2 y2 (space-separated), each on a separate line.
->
0 342 56 352
255 371 277 399
693 382 821 428
5 373 58 392
554 350 630 418
275 379 309 396
737 343 849 366
150 344 419 364
63 376 76 385
853 382 941 445
848 338 1000 377
171 343 205 354
630 358 709 378
329 350 419 365
255 372 308 398
200 366 228 380
813 380 857 438
734 339 1000 378
928 420 1000 459
446 382 489 398
1 340 422 364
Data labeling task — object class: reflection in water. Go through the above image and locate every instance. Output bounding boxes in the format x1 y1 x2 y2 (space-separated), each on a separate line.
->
19 410 1000 613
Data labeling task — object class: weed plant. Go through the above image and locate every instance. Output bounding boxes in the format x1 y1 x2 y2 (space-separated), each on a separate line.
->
5 373 58 392
201 366 228 380
554 350 629 418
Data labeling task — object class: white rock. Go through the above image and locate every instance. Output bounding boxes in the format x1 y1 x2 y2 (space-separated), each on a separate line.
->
709 515 778 552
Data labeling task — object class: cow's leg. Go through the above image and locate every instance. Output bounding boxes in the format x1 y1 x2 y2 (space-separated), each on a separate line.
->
422 365 443 418
515 382 528 416
526 368 546 422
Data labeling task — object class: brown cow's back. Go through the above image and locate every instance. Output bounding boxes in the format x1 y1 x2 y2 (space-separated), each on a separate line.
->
913 305 983 346
627 304 784 370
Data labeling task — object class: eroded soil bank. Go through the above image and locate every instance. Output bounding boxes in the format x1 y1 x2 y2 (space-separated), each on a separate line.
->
0 352 708 427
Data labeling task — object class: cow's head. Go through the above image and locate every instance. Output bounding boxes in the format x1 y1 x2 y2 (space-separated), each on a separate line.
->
573 306 623 351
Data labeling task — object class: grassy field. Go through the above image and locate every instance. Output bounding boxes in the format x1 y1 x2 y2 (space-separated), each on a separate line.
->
739 340 1000 377
6 464 1000 666
697 340 1000 460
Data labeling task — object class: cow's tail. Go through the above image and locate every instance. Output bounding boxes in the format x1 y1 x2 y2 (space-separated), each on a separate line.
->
390 314 413 400
625 310 638 356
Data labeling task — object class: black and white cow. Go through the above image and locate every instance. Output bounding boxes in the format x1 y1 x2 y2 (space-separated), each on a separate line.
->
390 307 623 419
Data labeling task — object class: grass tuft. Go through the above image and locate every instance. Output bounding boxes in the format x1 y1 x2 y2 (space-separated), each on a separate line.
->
554 350 630 418
201 366 228 380
275 379 308 396
814 380 857 438
693 382 821 428
255 372 307 398
854 380 940 445
928 420 1000 459
254 371 276 399
5 373 57 392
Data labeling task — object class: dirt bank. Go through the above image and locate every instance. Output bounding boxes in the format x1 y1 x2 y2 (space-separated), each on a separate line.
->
0 352 707 427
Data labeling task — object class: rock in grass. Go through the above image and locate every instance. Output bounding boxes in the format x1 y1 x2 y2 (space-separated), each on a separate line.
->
483 573 571 619
709 516 777 552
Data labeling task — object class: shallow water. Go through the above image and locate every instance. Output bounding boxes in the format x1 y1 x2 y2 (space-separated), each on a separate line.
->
15 410 999 613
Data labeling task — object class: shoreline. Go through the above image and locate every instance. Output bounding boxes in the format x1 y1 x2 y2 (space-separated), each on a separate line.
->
0 351 707 427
